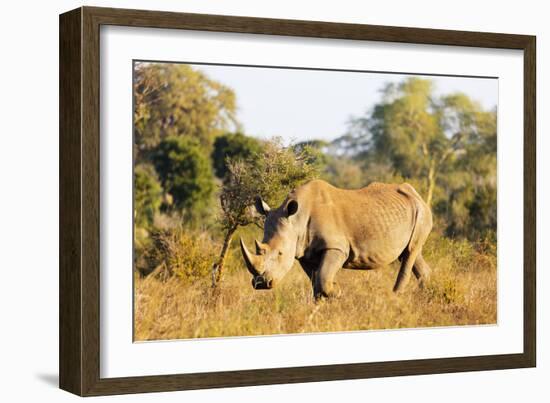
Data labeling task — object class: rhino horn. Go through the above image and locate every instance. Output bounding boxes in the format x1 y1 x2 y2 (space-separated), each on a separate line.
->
240 238 262 276
254 239 268 254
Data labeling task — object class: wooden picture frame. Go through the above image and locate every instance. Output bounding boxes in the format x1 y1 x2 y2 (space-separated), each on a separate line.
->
59 6 536 396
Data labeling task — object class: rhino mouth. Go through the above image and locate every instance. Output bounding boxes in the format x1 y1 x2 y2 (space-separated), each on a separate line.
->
252 276 273 290
241 238 275 290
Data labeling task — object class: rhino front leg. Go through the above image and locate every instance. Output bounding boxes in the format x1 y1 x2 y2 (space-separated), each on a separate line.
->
298 257 316 282
314 249 347 299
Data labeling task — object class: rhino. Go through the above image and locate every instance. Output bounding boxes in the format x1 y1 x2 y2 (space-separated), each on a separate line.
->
240 179 432 299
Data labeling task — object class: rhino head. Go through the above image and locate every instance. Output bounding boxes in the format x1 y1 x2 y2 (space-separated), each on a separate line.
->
240 196 299 290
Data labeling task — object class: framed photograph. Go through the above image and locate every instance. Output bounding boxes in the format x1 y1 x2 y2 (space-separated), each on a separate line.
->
59 6 536 396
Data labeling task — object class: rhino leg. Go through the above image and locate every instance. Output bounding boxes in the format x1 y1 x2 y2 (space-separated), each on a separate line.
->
314 250 347 299
412 253 431 287
393 248 420 292
394 201 431 293
298 257 317 282
399 252 431 287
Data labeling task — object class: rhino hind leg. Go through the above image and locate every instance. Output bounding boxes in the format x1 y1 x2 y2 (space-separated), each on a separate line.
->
393 249 421 293
393 204 431 293
412 253 431 288
314 249 347 299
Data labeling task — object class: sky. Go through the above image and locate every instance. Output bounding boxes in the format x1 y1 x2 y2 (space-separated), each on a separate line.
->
194 63 498 143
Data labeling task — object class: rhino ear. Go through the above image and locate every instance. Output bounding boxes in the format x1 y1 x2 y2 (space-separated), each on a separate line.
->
254 196 270 216
287 200 298 217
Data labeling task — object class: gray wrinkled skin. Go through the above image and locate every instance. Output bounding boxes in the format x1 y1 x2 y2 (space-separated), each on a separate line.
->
240 179 433 299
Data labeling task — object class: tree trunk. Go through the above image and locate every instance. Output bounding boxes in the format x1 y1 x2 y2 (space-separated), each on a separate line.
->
426 160 436 208
211 225 237 287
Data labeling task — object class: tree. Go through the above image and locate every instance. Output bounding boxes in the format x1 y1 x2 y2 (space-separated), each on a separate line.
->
337 77 497 238
292 140 371 189
133 62 238 161
211 132 262 178
366 78 445 206
292 140 330 171
323 158 370 189
212 138 319 286
152 136 215 215
435 94 497 237
134 164 163 229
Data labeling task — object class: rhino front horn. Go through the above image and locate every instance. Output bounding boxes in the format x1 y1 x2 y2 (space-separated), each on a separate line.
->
240 238 261 276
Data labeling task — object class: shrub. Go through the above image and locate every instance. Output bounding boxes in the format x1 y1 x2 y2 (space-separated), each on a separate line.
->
145 228 218 283
425 277 465 305
212 138 320 285
212 132 262 178
134 163 163 229
152 136 215 214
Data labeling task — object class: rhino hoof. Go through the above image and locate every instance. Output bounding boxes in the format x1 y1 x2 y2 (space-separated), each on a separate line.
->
314 288 340 301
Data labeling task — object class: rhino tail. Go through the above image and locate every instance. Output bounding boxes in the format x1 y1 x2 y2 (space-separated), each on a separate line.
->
397 184 432 253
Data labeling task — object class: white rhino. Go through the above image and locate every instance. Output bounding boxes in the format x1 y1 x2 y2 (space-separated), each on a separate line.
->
240 179 432 299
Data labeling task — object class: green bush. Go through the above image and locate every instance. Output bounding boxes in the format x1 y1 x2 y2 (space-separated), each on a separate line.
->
134 164 163 229
152 136 215 214
212 132 262 178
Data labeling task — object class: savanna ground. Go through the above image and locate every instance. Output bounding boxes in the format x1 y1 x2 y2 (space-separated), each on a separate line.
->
134 230 496 341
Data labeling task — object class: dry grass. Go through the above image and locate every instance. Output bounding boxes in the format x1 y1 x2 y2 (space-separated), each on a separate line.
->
134 235 496 341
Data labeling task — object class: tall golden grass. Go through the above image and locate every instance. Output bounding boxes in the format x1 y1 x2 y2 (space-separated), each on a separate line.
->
134 232 496 341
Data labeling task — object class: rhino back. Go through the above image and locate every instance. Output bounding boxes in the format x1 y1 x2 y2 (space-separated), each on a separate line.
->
296 180 422 268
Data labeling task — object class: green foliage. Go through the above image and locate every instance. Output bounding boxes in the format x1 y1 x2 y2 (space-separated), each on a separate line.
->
433 95 497 238
369 78 441 176
134 164 163 229
152 136 215 214
292 140 331 173
322 157 368 189
247 138 320 208
133 62 238 161
220 138 320 232
212 132 262 178
465 185 497 238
